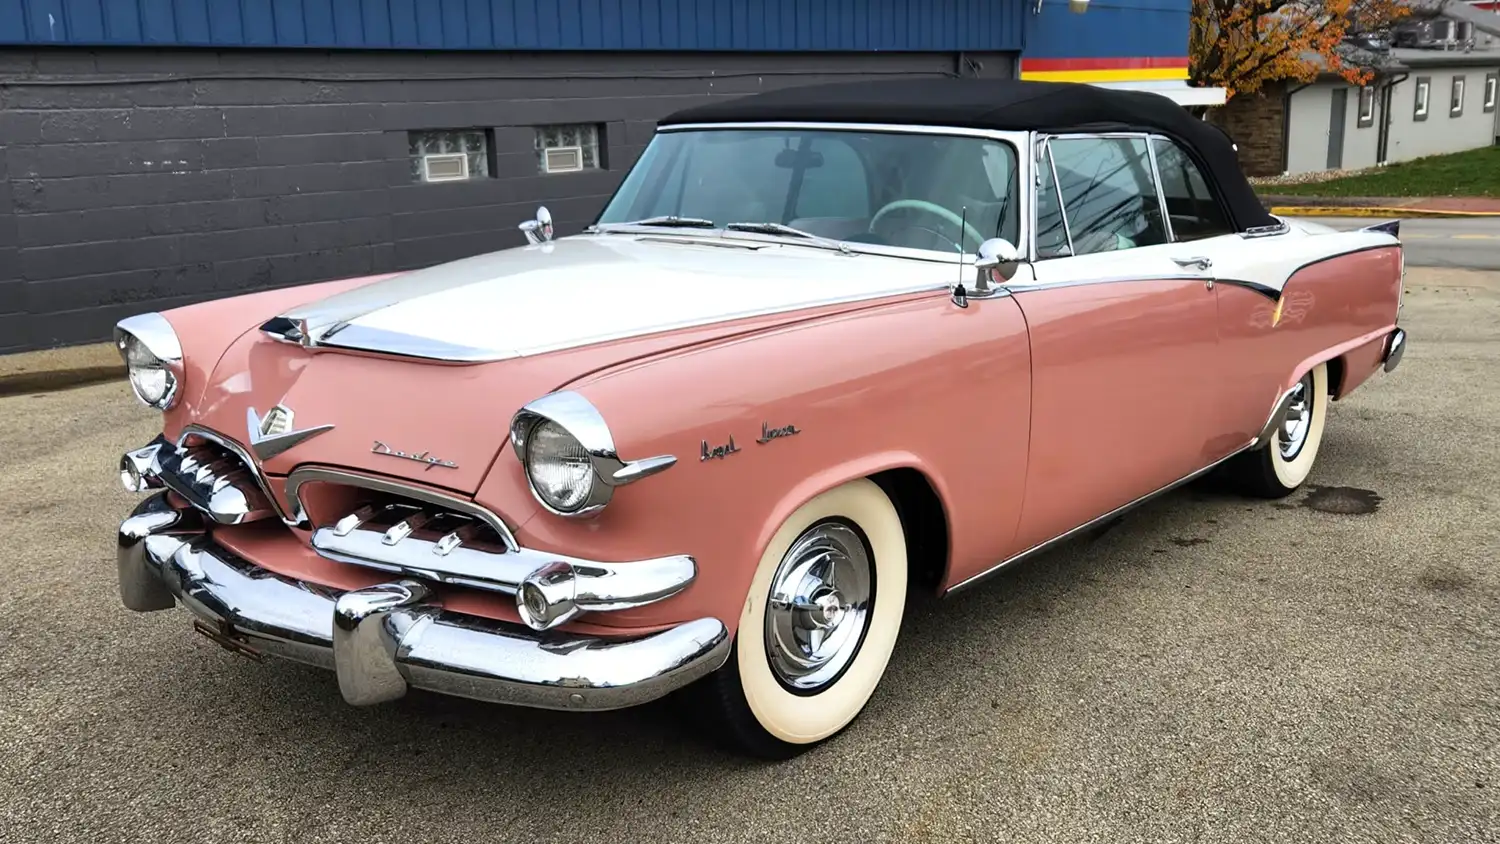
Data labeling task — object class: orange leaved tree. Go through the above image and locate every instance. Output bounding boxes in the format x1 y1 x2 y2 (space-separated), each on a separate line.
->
1191 0 1412 99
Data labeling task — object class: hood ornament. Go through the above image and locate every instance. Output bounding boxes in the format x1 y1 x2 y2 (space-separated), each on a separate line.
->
372 440 458 471
519 205 554 245
247 404 334 461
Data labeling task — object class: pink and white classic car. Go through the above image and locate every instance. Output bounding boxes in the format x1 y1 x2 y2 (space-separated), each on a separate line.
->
114 79 1406 758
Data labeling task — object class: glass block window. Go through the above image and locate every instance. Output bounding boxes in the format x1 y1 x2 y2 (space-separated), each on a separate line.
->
408 129 491 183
535 124 602 174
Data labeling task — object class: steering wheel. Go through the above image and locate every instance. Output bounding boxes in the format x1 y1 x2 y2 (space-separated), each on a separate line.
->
868 199 987 251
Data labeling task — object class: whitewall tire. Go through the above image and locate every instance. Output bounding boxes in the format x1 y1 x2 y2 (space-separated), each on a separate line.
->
697 478 907 758
1228 362 1330 498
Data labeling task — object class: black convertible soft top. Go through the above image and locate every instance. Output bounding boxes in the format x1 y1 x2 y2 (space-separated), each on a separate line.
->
659 78 1276 232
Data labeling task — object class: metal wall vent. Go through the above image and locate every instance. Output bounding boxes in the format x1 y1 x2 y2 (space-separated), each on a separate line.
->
423 153 469 182
542 146 584 174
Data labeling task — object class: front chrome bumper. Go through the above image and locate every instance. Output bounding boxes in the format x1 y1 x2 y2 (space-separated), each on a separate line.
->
119 493 731 711
122 436 698 633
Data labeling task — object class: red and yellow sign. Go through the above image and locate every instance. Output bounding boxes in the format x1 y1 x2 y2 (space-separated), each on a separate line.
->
1019 57 1190 83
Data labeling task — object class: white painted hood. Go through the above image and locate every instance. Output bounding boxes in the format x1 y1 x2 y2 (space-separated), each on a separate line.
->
277 234 948 361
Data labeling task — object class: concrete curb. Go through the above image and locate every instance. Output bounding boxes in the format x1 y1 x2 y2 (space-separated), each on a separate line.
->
0 342 125 398
1269 205 1500 218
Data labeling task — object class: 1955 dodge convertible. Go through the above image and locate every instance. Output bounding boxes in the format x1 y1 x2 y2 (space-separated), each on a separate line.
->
113 79 1406 758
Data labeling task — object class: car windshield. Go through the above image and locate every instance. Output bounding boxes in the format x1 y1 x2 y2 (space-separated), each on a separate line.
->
595 128 1021 255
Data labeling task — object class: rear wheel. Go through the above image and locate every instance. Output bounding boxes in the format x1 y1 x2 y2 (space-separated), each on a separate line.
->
697 478 907 759
1225 362 1329 498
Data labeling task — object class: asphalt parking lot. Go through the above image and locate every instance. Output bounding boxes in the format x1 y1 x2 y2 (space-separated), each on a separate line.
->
1 265 1496 843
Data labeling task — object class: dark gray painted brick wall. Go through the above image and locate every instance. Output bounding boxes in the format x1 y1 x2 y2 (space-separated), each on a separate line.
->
0 48 1016 353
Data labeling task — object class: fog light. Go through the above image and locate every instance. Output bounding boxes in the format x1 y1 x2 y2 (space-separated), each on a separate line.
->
120 459 144 492
516 561 581 631
119 445 162 493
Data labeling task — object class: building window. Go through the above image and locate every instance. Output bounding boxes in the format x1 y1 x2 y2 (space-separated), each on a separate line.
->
1414 77 1431 121
535 124 603 174
1357 86 1376 128
1451 76 1466 117
409 129 492 183
1485 73 1497 113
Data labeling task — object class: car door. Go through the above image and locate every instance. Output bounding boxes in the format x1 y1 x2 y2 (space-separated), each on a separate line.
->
1147 134 1302 446
1007 133 1226 553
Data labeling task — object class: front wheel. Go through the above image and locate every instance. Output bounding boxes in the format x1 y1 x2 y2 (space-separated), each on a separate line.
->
1225 362 1329 498
696 478 908 759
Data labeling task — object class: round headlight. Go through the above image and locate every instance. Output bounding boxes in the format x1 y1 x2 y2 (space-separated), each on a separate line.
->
123 336 176 408
524 420 597 513
114 313 183 410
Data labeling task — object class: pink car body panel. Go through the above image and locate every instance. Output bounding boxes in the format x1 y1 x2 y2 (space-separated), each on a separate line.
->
492 290 1033 629
1006 276 1224 555
1215 245 1403 442
151 239 1403 639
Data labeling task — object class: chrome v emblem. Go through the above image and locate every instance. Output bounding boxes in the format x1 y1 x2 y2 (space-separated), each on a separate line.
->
246 404 334 461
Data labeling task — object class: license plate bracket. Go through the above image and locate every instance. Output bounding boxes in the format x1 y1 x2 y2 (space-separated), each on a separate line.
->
192 618 265 662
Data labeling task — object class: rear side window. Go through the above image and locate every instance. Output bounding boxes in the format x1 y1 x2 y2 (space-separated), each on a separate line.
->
1041 136 1169 257
1152 138 1234 241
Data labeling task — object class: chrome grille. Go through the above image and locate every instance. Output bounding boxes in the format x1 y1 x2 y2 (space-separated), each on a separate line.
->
309 495 538 595
149 435 275 525
286 467 697 606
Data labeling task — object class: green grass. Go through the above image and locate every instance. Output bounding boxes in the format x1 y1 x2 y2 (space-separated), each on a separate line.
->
1270 145 1500 198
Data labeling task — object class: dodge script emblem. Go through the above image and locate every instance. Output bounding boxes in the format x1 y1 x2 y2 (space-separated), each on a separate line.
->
371 440 459 471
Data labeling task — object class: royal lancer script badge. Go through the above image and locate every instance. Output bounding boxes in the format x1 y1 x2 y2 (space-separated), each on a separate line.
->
246 404 334 461
372 440 458 471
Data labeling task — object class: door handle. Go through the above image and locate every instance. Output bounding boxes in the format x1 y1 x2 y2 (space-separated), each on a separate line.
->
1172 255 1213 271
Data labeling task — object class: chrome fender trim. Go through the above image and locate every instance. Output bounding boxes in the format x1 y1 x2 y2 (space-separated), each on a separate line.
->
117 492 202 612
1251 383 1303 451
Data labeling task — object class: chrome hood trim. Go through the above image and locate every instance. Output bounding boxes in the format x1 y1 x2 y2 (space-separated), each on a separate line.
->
266 236 949 362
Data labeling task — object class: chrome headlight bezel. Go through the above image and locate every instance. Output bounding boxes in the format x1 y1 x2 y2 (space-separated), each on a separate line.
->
509 391 677 519
113 313 185 410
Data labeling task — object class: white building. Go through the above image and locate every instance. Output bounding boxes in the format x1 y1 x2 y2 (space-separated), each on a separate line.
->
1284 9 1500 174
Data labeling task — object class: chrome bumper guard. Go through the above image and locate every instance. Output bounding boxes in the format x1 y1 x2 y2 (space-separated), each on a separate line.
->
118 493 731 711
1383 327 1407 373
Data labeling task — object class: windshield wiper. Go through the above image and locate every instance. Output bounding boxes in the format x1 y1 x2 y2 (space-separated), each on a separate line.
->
594 215 717 231
724 222 853 255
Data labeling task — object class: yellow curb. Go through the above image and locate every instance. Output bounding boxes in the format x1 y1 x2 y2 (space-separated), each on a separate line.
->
1269 205 1500 218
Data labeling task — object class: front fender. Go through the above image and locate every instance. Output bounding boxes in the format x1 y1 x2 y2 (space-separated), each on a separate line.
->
476 291 1033 636
154 274 398 436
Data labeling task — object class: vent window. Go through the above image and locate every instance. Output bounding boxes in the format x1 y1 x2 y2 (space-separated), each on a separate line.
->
409 129 492 183
535 124 603 174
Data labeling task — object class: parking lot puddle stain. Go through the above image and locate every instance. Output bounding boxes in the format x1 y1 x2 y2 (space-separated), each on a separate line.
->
1302 486 1383 515
1170 537 1210 547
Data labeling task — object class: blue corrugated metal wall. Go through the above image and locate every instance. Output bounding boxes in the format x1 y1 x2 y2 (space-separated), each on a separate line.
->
0 0 1026 51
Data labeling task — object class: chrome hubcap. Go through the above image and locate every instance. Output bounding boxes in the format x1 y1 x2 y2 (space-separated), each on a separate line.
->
1278 373 1315 460
764 521 875 693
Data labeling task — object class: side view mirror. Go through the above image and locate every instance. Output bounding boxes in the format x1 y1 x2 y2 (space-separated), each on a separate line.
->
974 237 1020 286
952 238 1021 309
519 206 554 244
